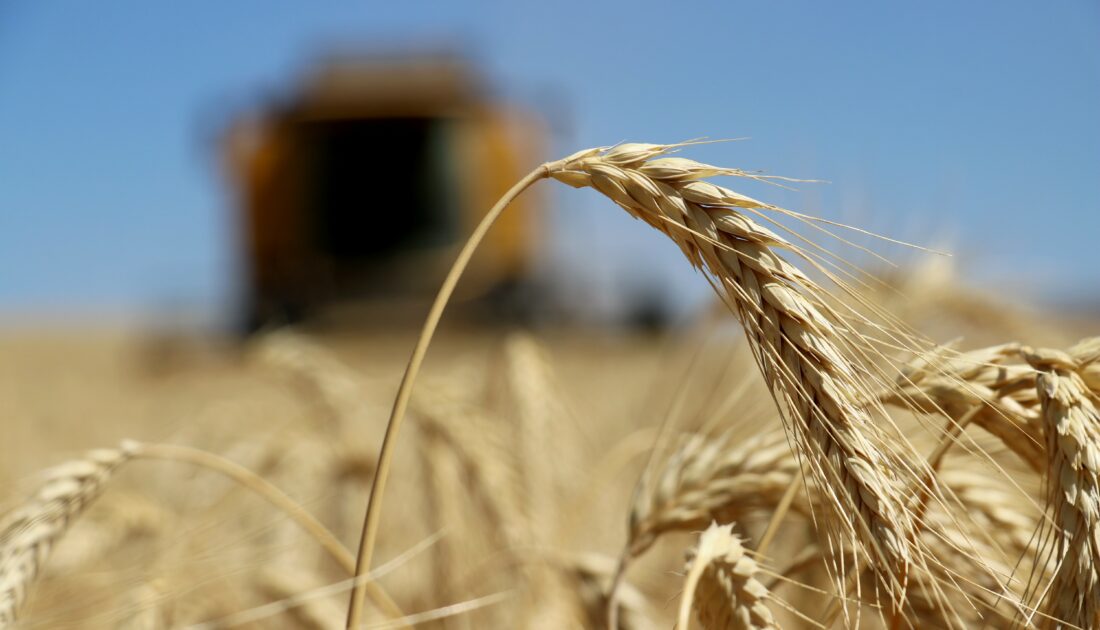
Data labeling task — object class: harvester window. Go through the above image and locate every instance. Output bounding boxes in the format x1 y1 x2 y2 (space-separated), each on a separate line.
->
301 116 459 263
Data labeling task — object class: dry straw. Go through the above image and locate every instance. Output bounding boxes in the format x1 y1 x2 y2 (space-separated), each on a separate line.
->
255 567 347 630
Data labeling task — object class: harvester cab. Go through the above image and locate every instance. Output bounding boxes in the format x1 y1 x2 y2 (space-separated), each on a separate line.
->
222 55 545 332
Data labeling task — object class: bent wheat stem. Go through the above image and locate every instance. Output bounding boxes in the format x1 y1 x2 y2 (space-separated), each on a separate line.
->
345 162 559 628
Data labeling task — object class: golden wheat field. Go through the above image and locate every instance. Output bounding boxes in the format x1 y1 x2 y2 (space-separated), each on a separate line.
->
4 144 1100 630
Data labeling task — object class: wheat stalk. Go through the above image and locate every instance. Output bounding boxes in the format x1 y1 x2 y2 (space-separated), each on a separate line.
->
1024 346 1100 629
680 522 778 630
0 441 136 626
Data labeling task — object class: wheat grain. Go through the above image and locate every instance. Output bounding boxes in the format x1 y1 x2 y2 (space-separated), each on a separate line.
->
1025 346 1100 629
680 522 777 630
0 441 136 626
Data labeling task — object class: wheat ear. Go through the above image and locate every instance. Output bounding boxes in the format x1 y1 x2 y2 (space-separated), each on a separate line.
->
1024 346 1100 629
550 144 922 607
628 429 800 557
0 442 136 626
680 522 778 630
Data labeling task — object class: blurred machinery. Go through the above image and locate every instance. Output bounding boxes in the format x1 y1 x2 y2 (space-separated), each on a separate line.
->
222 54 545 331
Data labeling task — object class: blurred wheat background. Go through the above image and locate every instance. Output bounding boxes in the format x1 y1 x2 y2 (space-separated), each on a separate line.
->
2 261 1098 628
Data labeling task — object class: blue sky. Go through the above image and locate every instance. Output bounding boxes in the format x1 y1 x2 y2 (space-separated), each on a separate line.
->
1 1 1098 322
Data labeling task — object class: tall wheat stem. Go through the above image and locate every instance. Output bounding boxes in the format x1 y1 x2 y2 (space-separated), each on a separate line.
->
344 162 559 628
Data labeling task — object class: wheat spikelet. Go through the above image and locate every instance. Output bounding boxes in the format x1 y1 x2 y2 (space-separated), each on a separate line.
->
680 522 777 630
939 468 1039 557
550 144 922 605
937 468 1038 567
0 441 136 626
629 429 800 557
1024 346 1100 629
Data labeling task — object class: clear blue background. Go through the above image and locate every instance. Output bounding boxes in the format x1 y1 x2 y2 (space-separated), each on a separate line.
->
2 1 1097 323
